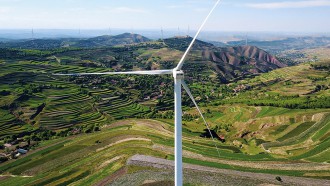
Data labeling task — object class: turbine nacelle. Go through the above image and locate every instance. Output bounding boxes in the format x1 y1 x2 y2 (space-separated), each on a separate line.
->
173 70 184 80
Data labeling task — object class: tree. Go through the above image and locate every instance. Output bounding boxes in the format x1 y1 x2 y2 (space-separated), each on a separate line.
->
84 125 94 133
93 124 100 132
23 136 31 145
276 176 282 182
0 156 8 163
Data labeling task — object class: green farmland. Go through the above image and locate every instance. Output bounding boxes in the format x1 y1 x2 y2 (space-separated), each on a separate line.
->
0 39 329 185
0 119 329 185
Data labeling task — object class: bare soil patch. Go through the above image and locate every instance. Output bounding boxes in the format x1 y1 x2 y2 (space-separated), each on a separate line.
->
125 155 330 186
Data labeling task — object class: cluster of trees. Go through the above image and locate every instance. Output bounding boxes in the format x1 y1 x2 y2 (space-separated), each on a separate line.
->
217 95 330 109
55 124 101 137
213 123 233 133
29 130 56 141
136 110 174 119
1 130 56 143
0 48 82 60
0 90 11 96
310 61 330 71
2 124 101 149
136 109 199 122
22 84 44 95
182 113 199 121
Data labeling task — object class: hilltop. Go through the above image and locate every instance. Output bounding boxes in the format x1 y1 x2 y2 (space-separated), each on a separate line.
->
72 33 151 48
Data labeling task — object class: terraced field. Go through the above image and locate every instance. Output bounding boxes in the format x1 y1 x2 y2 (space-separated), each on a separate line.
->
96 96 149 120
40 92 104 130
24 84 152 131
265 113 330 160
0 60 156 136
0 119 329 186
0 110 26 136
246 63 325 90
181 105 330 157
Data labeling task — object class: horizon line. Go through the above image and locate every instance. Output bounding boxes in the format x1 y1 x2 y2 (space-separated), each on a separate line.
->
0 28 329 34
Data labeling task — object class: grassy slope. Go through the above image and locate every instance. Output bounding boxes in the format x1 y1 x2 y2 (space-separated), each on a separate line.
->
0 119 329 186
220 62 330 109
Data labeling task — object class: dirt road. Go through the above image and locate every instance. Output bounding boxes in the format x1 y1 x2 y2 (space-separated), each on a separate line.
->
125 154 330 186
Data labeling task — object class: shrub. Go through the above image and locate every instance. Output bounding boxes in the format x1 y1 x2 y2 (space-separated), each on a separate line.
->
276 176 282 182
0 156 8 163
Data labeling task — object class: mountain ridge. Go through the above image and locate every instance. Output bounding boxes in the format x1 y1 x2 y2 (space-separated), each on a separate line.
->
0 33 151 49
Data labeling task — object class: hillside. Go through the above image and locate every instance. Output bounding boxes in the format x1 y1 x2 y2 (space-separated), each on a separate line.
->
0 117 329 185
146 36 286 82
219 60 330 109
0 35 329 185
0 33 151 49
226 36 330 51
211 37 330 66
0 38 75 49
201 45 286 82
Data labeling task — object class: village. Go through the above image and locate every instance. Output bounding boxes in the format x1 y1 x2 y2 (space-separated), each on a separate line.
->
0 137 37 162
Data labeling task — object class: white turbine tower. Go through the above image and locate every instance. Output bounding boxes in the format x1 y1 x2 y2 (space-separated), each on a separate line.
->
55 1 221 185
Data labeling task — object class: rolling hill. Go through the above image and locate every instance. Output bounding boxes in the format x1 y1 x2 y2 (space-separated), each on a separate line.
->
0 33 151 49
225 36 330 51
0 35 285 83
72 33 151 48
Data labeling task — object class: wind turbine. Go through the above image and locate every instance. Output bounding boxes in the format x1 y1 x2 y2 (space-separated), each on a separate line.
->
245 33 248 46
161 27 165 44
55 0 221 185
31 28 34 40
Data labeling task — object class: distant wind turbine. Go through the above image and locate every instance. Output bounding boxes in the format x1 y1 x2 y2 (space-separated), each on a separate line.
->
161 27 164 39
55 0 221 185
31 28 34 40
245 33 248 46
161 27 165 44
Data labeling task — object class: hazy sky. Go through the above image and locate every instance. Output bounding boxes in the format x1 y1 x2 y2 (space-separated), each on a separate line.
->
0 0 330 32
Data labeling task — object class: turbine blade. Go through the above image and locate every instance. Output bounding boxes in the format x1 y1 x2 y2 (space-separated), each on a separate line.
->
182 81 221 157
54 69 173 76
175 0 221 71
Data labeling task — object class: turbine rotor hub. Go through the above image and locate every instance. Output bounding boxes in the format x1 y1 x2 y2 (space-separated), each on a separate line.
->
173 70 184 79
